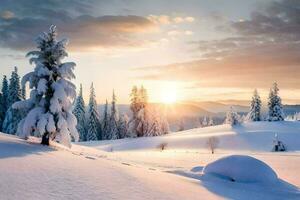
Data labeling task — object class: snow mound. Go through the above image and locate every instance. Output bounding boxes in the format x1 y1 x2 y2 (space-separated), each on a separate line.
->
202 155 278 183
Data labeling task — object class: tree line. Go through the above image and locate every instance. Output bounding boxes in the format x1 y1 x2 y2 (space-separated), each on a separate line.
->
0 67 26 134
225 82 285 125
73 84 169 142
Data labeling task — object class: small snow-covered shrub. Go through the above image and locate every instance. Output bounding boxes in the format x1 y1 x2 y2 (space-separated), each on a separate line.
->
272 134 286 152
224 107 240 126
157 142 168 151
206 137 219 154
202 155 278 183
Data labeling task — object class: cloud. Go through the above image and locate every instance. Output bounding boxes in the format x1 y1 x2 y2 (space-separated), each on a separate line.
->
185 17 195 22
149 15 195 25
0 1 158 51
1 10 15 19
184 30 194 35
148 15 171 25
173 17 184 23
135 0 300 90
167 30 181 36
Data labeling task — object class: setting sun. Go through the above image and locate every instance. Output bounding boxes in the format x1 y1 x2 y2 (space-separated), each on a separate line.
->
160 83 178 104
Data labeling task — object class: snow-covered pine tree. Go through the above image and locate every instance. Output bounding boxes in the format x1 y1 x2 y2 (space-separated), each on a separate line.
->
8 67 22 107
208 117 214 126
144 108 169 136
73 84 87 141
118 114 129 139
3 67 23 134
102 99 110 140
202 116 208 127
160 114 170 135
178 118 185 131
145 112 161 137
13 25 79 147
1 75 9 112
225 106 240 126
135 86 149 137
86 83 101 141
128 85 139 137
108 90 119 140
247 89 262 121
268 83 284 121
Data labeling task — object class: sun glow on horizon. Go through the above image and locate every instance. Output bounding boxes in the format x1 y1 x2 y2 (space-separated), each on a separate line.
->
160 82 178 104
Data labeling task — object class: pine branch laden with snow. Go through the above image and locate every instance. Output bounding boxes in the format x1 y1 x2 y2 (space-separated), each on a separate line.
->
13 25 78 147
247 89 262 122
267 83 284 121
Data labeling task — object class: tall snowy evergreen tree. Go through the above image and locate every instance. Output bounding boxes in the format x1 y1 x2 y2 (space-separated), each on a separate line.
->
73 84 87 141
135 86 149 137
247 89 262 121
118 114 129 139
13 25 79 146
8 67 22 107
3 67 23 134
102 99 110 140
225 106 240 126
208 117 214 126
86 83 101 141
202 116 208 127
129 85 169 137
108 90 119 140
1 75 9 112
128 86 139 137
267 83 284 121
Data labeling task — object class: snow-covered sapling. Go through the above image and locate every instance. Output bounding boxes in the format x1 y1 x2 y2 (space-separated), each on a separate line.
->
225 107 240 126
13 25 79 147
157 142 168 151
206 136 219 154
272 134 286 152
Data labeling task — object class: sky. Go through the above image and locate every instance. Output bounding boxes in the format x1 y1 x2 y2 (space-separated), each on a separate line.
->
0 0 300 104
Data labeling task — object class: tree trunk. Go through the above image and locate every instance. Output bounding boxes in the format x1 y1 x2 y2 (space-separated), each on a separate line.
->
41 133 50 145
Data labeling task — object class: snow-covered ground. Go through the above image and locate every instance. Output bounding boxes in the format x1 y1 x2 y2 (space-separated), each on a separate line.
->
1 121 300 199
82 121 300 152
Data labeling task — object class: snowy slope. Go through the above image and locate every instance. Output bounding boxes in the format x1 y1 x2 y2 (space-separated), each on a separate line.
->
82 121 300 152
1 132 300 199
0 133 219 200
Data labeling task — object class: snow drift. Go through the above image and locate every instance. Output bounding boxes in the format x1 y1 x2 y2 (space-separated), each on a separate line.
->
202 155 278 183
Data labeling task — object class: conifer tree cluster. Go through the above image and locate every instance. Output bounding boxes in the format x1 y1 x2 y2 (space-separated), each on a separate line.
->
73 85 130 141
245 83 284 122
129 85 169 137
0 67 25 134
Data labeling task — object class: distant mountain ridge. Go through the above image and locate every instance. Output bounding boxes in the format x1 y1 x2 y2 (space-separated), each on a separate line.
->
98 102 300 131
